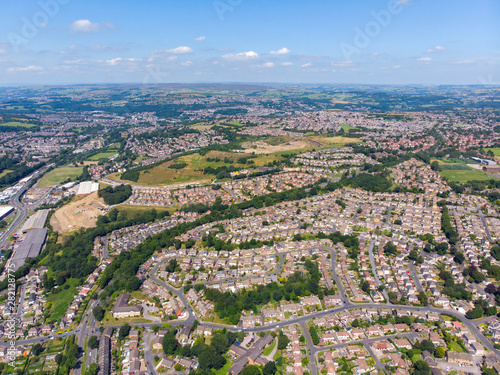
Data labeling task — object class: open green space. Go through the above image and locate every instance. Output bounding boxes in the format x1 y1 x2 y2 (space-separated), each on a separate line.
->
447 340 465 352
0 169 12 178
485 148 500 157
116 150 282 186
38 166 84 187
88 152 118 161
211 356 232 375
340 124 357 133
1 121 36 128
46 278 80 323
440 169 493 182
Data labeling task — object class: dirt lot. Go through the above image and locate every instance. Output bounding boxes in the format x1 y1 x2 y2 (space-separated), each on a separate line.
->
50 192 106 233
242 140 311 154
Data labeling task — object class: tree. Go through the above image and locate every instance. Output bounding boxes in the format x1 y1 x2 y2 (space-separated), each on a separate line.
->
419 339 435 354
212 354 227 370
211 333 229 355
278 331 290 350
361 280 370 293
87 363 99 375
466 304 484 319
118 323 130 339
454 251 465 264
409 250 419 260
31 343 43 356
418 291 428 306
384 241 397 255
435 347 445 358
88 335 99 349
93 306 105 321
413 359 431 375
240 365 262 375
55 353 63 364
162 330 180 355
263 361 277 375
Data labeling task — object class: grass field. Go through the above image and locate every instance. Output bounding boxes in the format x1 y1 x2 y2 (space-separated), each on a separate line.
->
212 356 233 375
46 278 80 323
38 166 83 187
440 169 493 182
0 169 12 178
88 151 118 161
116 150 282 186
340 124 357 134
447 340 465 352
485 148 500 157
1 121 36 128
242 135 360 155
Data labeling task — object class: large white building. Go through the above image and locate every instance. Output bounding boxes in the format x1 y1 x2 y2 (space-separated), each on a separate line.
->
77 181 100 195
0 205 14 220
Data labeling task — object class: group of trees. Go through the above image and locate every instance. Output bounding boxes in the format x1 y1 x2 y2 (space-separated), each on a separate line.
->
98 184 132 205
466 298 497 319
441 206 459 245
203 259 326 325
162 328 243 373
439 270 472 301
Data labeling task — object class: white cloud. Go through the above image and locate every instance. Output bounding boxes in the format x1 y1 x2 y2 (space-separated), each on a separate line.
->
396 0 411 5
70 19 115 33
88 45 127 51
425 45 446 53
7 65 43 72
261 62 275 68
393 65 401 68
222 51 259 60
449 59 476 65
181 61 193 66
0 49 8 55
331 61 355 67
194 36 206 42
281 62 293 66
417 57 432 61
165 46 193 54
104 57 139 66
270 47 290 55
301 63 312 68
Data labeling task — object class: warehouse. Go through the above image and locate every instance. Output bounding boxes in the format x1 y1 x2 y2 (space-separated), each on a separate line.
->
0 205 14 220
77 181 100 195
10 228 48 270
20 209 50 233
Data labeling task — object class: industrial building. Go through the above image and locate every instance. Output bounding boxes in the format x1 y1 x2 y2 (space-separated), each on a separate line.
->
0 205 14 220
76 181 100 195
20 209 50 234
10 228 48 270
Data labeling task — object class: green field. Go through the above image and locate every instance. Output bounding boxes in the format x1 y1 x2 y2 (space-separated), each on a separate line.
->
0 169 12 178
116 150 282 186
340 124 357 134
38 166 83 187
485 148 500 157
440 169 493 182
0 121 36 128
46 278 80 323
88 151 118 161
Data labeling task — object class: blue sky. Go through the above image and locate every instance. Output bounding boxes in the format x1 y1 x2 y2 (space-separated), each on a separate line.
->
0 0 499 85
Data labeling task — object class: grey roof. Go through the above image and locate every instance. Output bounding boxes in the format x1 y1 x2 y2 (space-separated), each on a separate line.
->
20 210 49 233
11 228 47 270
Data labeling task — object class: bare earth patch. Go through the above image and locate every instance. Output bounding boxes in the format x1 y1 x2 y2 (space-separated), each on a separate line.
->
242 140 310 154
50 192 106 233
